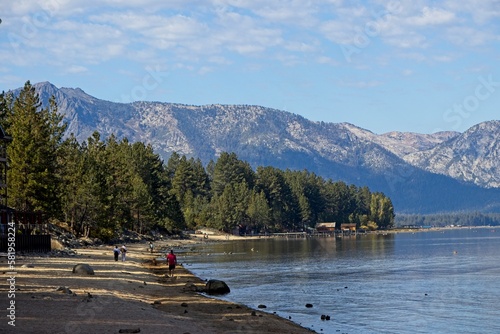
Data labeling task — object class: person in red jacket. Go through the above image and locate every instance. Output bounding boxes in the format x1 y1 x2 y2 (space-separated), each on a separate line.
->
166 249 177 277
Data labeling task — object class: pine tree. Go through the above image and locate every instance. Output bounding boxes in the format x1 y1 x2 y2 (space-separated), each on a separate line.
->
255 166 299 231
79 131 110 237
59 134 85 231
246 190 271 233
0 91 13 131
7 81 66 214
212 152 254 197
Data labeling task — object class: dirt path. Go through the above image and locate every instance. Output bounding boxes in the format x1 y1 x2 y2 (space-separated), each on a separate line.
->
0 240 314 334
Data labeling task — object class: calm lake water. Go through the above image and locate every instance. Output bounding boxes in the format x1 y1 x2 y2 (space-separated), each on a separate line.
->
183 228 500 333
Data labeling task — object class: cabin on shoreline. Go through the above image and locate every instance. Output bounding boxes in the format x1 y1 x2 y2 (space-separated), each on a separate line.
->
316 222 337 233
313 221 360 236
341 223 357 233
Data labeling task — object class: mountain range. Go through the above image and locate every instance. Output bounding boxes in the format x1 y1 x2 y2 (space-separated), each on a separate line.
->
11 82 500 214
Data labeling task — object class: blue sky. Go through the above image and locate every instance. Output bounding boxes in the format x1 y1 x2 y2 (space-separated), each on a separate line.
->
1 0 499 134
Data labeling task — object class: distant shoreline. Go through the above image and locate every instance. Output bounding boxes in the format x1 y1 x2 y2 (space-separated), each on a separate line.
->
183 225 498 241
381 225 498 234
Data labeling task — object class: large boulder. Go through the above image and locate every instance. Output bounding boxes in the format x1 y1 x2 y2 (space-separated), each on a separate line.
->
72 263 95 275
205 279 230 295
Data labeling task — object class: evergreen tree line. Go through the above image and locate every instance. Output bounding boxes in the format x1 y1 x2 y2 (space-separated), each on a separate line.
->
395 212 500 227
1 81 395 240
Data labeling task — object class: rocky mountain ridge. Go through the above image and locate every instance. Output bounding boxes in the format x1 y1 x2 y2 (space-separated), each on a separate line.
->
8 82 500 214
404 121 500 188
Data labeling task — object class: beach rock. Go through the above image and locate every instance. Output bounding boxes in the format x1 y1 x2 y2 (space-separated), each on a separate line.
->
72 263 95 275
56 286 72 294
258 304 267 308
205 279 230 295
305 303 313 308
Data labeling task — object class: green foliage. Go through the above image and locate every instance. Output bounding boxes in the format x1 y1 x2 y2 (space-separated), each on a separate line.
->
370 192 395 229
255 166 300 231
92 227 115 242
395 212 500 227
363 221 378 231
212 152 254 197
0 91 13 130
246 190 271 232
6 81 66 215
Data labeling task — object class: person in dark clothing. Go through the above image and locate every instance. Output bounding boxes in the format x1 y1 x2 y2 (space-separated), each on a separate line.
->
113 245 120 261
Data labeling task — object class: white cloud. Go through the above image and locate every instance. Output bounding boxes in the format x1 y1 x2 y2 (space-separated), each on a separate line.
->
317 56 339 66
212 9 284 55
48 20 126 62
445 26 499 47
196 66 212 75
64 65 88 74
406 7 456 26
321 20 360 45
397 52 427 62
1 0 499 76
384 33 429 49
284 40 319 53
339 80 383 88
402 69 414 76
433 55 454 62
251 1 319 27
207 56 232 65
0 74 25 86
444 0 500 24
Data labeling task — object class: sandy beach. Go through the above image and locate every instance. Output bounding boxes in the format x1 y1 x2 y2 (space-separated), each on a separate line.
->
0 235 314 334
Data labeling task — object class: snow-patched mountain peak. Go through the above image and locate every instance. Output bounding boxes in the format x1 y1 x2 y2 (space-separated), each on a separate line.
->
404 120 500 188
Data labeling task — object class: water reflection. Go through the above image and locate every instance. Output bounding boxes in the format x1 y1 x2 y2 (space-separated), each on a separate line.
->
185 229 500 334
191 234 396 265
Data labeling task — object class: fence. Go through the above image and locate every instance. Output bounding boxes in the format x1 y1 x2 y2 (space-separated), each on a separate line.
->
0 208 51 252
0 234 51 252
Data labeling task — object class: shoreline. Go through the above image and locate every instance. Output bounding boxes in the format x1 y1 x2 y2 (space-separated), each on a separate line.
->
3 226 491 333
0 237 314 334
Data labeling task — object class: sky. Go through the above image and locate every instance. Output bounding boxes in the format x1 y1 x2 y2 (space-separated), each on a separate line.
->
1 0 499 134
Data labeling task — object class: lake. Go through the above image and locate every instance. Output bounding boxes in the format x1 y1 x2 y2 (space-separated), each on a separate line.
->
183 228 500 333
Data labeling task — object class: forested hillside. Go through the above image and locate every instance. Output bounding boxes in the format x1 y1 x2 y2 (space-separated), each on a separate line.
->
396 212 500 227
0 82 394 240
14 81 500 214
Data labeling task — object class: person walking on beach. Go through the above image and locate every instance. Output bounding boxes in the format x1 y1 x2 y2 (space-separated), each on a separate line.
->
166 249 177 277
149 241 154 253
121 245 127 262
113 245 120 261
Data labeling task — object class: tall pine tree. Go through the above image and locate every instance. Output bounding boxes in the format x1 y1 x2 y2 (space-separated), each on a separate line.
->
7 81 66 215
